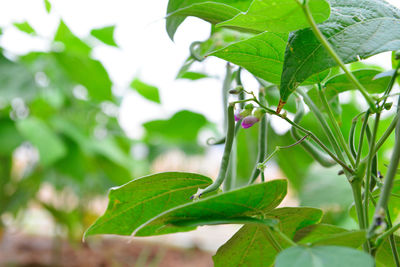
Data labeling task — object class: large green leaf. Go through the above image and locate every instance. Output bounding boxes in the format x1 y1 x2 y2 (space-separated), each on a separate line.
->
276 246 374 267
211 32 288 85
213 207 322 267
217 0 330 33
135 179 287 236
130 78 161 104
376 235 400 267
324 69 391 100
16 117 66 167
90 25 118 47
84 172 213 237
280 0 400 102
166 0 252 40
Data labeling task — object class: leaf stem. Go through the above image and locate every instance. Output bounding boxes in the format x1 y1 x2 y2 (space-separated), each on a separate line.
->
300 0 377 112
356 111 371 166
318 87 355 167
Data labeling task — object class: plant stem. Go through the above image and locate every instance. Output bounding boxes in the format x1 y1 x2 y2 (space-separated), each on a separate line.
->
250 97 354 174
356 111 371 166
363 113 380 229
291 97 336 167
298 90 346 164
374 113 400 154
272 227 297 247
369 97 400 237
249 89 268 184
300 0 376 112
376 223 400 247
318 87 355 167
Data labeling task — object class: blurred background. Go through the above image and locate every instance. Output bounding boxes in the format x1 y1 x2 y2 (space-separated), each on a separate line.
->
0 0 399 266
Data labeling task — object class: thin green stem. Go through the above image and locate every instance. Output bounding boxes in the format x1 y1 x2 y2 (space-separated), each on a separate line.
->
376 222 400 247
380 61 400 109
298 90 346 164
356 111 371 166
249 97 354 174
300 0 376 112
291 97 336 167
363 113 380 228
272 227 297 247
318 87 355 167
369 97 400 238
249 89 268 184
374 113 400 155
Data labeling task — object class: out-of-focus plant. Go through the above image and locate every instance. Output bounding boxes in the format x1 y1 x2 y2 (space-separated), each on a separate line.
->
86 0 400 266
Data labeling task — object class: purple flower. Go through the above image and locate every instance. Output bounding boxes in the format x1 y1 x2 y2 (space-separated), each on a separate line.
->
241 116 259 129
234 109 243 122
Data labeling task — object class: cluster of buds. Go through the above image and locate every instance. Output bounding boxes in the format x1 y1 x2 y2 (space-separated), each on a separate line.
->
234 103 266 129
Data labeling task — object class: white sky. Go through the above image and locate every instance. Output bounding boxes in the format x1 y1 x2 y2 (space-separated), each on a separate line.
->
0 0 399 139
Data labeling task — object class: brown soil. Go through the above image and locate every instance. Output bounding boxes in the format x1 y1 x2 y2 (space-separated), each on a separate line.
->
0 232 213 267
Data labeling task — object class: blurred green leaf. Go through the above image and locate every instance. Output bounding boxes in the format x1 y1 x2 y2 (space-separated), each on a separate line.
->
44 0 51 13
54 21 91 55
275 246 374 267
177 71 209 80
135 179 287 236
84 172 213 237
143 110 207 143
53 52 112 101
90 25 118 47
130 78 161 103
13 22 36 35
217 0 330 33
0 118 23 155
376 235 400 267
16 117 66 167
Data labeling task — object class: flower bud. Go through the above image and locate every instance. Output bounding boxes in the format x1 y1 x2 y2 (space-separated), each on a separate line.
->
241 116 259 129
234 108 252 121
384 102 393 110
229 85 243 94
253 108 266 119
244 103 254 110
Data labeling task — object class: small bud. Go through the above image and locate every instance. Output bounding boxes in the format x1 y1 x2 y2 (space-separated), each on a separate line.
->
253 108 266 119
384 102 393 110
229 89 240 94
241 116 259 129
244 103 254 110
235 108 252 121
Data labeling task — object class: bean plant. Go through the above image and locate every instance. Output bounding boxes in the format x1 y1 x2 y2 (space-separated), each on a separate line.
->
86 0 400 266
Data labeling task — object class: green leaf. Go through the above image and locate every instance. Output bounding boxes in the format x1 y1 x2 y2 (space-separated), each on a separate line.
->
177 71 209 80
167 2 241 25
217 0 330 33
0 119 23 155
295 224 366 248
53 52 113 101
44 0 51 13
280 0 400 102
54 21 91 56
143 110 207 143
90 25 118 47
84 172 213 237
135 179 287 236
275 246 374 267
376 235 400 267
166 0 252 40
169 217 279 228
130 78 161 103
16 117 66 167
213 207 322 267
324 69 391 100
211 32 288 85
13 22 36 35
